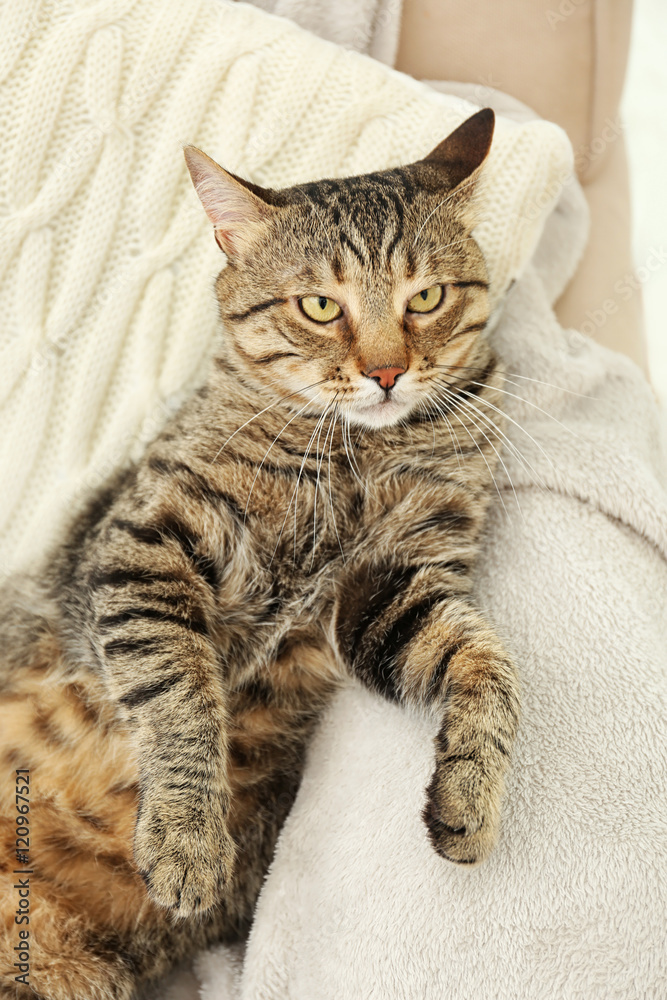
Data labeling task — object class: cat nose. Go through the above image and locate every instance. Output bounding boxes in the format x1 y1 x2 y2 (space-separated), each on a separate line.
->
364 366 406 390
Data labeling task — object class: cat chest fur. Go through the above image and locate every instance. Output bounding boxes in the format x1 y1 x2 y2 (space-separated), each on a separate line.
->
67 383 494 701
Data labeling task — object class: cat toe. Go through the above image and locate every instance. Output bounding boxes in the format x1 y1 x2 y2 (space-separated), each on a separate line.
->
141 847 232 916
422 757 502 866
134 803 235 916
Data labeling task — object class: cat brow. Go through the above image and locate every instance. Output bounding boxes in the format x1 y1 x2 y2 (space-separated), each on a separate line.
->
226 298 286 322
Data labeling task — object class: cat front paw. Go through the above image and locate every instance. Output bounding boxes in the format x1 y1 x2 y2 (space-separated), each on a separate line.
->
422 754 503 866
134 795 235 917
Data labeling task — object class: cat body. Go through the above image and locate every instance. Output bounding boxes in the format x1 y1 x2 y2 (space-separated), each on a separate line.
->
0 109 520 999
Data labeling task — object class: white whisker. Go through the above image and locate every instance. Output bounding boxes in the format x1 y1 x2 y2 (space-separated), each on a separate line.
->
310 399 336 567
212 378 330 463
290 404 332 563
468 380 580 439
435 375 561 475
435 364 595 399
243 396 321 519
412 173 479 247
454 389 552 492
302 193 335 256
341 411 372 499
435 383 550 495
416 399 437 459
430 391 513 518
326 404 345 561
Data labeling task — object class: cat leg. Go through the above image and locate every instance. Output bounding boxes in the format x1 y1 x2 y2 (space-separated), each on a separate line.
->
0 659 160 1000
336 578 520 865
216 640 338 930
0 900 138 1000
0 646 329 1000
79 495 256 917
413 599 519 864
124 650 335 990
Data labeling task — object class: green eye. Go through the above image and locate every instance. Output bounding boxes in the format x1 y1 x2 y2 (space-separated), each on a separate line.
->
407 285 443 314
300 295 342 323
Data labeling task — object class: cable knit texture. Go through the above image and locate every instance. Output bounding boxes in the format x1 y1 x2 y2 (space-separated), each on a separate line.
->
0 0 573 577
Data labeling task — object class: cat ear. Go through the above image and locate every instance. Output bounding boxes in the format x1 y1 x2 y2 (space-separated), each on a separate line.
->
421 108 495 191
184 146 273 255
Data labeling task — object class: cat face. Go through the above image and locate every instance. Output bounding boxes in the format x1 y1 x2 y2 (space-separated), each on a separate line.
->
186 109 494 430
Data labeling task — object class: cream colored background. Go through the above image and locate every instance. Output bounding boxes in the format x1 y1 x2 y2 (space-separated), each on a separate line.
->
623 0 667 408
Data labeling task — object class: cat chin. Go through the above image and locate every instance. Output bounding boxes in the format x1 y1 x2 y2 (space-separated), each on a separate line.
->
346 398 414 429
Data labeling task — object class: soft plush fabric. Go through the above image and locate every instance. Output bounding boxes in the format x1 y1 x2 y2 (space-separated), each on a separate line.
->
0 0 572 579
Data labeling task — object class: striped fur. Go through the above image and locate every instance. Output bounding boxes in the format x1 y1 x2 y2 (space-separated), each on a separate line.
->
0 110 520 998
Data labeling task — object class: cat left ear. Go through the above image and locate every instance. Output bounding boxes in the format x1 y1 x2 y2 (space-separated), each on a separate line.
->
184 146 273 255
421 108 495 192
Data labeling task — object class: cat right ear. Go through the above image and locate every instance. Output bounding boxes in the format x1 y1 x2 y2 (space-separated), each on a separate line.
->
184 146 272 255
420 108 495 193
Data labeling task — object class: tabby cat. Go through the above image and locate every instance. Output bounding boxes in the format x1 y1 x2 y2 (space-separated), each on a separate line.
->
0 108 520 999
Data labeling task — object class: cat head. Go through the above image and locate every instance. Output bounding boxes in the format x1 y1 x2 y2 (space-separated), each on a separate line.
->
185 108 494 430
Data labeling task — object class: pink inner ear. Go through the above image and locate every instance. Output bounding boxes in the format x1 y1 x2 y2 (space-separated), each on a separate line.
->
184 146 266 253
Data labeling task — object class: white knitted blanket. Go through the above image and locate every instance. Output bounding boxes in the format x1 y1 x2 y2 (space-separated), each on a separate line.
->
0 0 572 580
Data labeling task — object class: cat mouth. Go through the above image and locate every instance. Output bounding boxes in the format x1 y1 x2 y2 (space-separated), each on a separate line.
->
348 395 412 428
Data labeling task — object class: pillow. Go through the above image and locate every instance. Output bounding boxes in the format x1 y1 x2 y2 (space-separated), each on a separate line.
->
0 0 573 576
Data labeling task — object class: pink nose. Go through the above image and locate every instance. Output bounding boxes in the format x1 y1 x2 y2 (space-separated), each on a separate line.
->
365 366 406 390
